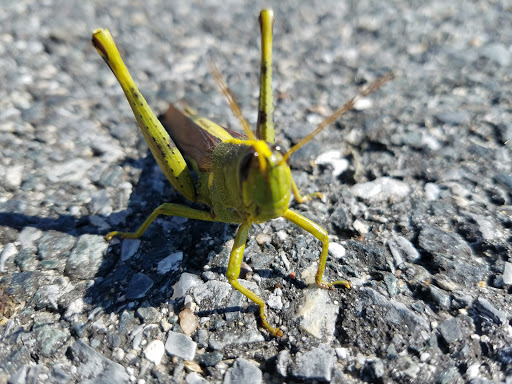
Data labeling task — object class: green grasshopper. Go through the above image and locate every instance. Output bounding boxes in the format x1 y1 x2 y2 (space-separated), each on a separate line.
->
92 9 391 337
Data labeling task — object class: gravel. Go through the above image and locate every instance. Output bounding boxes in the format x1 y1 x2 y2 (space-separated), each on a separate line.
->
1 1 511 383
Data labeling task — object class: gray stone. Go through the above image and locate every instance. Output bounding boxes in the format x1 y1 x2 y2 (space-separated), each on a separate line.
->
120 239 140 261
435 110 471 125
292 346 334 382
34 324 69 357
351 177 411 203
0 243 17 272
481 42 511 66
65 235 108 280
209 328 264 350
193 280 232 310
165 331 197 360
157 251 183 274
503 262 512 285
136 305 161 323
172 273 203 300
387 236 421 266
195 351 223 367
276 350 291 377
439 318 463 344
474 297 507 325
224 358 262 384
186 372 209 384
125 273 154 300
69 340 129 383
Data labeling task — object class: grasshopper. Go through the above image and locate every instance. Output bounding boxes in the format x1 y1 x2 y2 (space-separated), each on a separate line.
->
92 9 391 337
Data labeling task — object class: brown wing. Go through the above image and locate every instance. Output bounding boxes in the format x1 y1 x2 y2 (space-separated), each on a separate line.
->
160 104 221 172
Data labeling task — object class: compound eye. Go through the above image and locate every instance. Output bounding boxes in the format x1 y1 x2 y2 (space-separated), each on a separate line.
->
239 150 257 181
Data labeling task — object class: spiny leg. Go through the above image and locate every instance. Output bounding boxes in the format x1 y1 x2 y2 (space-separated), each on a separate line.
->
283 209 352 289
106 203 216 240
226 221 283 337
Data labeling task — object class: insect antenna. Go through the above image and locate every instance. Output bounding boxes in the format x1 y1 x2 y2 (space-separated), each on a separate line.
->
280 72 394 164
208 59 257 141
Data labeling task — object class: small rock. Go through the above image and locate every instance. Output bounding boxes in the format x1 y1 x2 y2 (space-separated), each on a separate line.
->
351 177 411 203
424 182 441 201
126 273 154 300
223 358 262 384
120 239 140 262
65 235 108 280
34 324 69 357
172 273 203 300
439 317 463 344
502 262 512 285
387 236 421 266
17 227 43 250
315 150 350 177
296 288 338 340
69 340 129 383
157 251 183 274
186 372 209 384
193 280 232 309
0 243 17 272
136 306 162 323
435 110 471 125
165 331 197 361
481 42 511 66
195 351 223 367
209 328 264 350
292 346 334 382
474 297 507 325
328 242 346 259
144 340 165 365
276 350 290 377
179 308 199 336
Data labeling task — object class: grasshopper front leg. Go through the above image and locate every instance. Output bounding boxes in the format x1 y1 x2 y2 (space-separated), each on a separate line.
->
227 221 283 337
283 210 352 289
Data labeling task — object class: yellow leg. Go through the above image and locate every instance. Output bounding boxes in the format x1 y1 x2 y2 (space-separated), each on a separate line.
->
226 221 283 337
291 178 323 203
105 203 216 240
283 209 352 289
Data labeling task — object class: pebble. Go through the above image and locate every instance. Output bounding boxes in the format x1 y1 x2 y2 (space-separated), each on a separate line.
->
387 236 421 266
186 372 209 384
157 251 183 274
179 308 199 336
65 234 108 280
481 42 511 66
69 340 129 383
351 177 411 203
193 280 232 309
502 262 512 285
276 350 290 377
292 346 334 382
209 328 264 350
120 239 140 262
125 273 154 300
315 150 350 177
474 297 507 325
34 324 69 357
328 242 346 259
172 273 203 300
0 243 17 272
424 182 441 200
296 288 338 340
136 306 162 323
17 226 43 250
144 340 165 365
223 358 262 384
435 110 471 125
195 351 223 367
439 317 463 344
359 287 429 330
165 331 197 361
